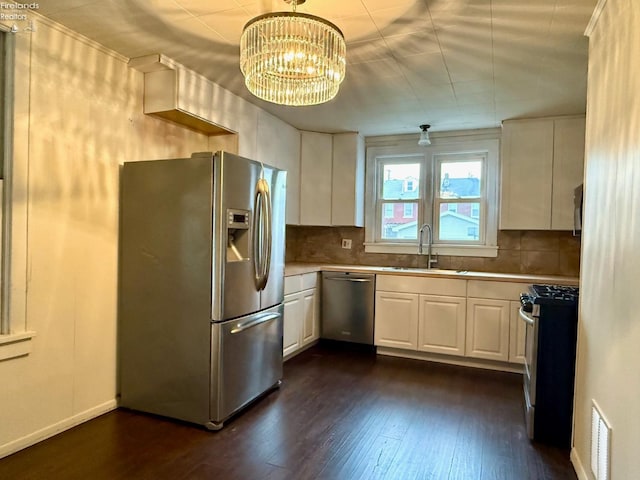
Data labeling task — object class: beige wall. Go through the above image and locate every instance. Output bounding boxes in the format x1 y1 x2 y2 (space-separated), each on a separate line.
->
287 226 580 276
0 17 272 456
572 0 640 478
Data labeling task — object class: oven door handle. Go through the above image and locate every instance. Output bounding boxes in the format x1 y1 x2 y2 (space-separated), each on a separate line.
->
519 307 536 325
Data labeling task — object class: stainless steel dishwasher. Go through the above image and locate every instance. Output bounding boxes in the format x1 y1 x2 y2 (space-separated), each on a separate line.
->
321 272 375 345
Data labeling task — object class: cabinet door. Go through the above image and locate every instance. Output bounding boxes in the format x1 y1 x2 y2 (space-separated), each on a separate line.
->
509 300 526 364
374 291 419 350
257 111 301 225
465 298 510 361
281 129 301 226
500 119 554 229
551 117 585 230
331 133 364 226
418 295 466 356
300 131 333 225
283 293 302 357
256 110 281 168
301 288 319 346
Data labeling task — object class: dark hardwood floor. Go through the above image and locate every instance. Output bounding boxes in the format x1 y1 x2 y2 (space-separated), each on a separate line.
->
0 344 577 480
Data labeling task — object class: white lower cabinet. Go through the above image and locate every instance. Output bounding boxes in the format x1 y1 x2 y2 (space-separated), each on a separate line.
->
375 275 529 369
301 288 319 346
465 298 510 361
418 295 467 356
283 293 303 357
467 280 528 364
283 273 320 359
374 291 419 349
374 275 466 354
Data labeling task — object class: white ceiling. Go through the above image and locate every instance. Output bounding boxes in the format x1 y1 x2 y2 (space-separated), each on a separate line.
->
36 0 597 136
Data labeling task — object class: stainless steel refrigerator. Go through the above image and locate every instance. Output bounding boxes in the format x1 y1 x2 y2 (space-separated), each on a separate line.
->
118 151 286 430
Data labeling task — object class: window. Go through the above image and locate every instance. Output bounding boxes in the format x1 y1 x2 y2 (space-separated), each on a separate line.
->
364 135 499 256
1 29 8 334
0 27 35 359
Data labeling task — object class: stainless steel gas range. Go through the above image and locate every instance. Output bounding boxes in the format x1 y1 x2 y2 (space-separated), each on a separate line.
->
519 284 579 448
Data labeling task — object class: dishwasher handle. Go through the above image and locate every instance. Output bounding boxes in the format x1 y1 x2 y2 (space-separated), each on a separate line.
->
324 276 373 283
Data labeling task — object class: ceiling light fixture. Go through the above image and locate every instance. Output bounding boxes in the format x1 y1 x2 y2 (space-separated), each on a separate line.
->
418 124 431 146
240 0 346 106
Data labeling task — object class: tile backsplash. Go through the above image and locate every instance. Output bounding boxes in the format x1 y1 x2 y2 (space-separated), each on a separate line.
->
286 226 581 277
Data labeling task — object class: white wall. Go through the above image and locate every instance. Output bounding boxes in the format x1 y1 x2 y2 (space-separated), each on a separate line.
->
0 16 298 457
572 1 640 478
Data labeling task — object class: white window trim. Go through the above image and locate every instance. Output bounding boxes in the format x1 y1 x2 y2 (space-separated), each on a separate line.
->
364 132 500 257
1 25 35 359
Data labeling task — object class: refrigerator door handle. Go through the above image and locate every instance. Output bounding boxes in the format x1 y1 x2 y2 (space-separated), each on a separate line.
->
253 179 271 291
230 312 281 334
261 185 272 290
253 185 263 290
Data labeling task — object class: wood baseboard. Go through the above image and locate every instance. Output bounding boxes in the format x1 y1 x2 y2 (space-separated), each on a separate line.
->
571 447 589 480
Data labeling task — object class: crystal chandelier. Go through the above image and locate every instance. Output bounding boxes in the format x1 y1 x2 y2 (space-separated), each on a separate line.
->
240 0 346 106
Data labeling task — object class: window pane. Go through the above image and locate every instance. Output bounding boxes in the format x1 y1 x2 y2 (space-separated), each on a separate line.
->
383 204 394 218
439 202 481 241
381 202 418 240
382 163 420 200
439 161 482 199
403 204 414 218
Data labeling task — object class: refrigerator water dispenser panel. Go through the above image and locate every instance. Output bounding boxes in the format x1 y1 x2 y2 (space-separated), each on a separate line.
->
227 208 250 262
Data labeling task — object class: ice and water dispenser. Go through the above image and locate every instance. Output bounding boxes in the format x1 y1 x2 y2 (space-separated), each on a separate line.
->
226 209 250 262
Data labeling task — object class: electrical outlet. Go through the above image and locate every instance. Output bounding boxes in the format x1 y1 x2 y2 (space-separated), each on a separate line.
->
341 239 352 249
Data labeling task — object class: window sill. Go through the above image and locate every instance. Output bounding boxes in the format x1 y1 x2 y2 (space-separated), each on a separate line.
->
364 243 498 258
0 331 37 361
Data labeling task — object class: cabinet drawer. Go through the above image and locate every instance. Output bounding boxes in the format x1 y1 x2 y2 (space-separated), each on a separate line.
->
467 280 527 301
376 275 466 297
301 272 318 290
284 275 302 295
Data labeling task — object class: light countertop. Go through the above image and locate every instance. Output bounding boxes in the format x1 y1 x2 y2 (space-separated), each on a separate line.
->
284 262 579 286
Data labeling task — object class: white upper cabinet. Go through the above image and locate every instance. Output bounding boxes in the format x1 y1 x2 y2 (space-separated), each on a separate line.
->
300 131 333 226
299 131 365 226
257 111 301 225
500 116 585 230
500 119 554 229
331 133 365 226
551 118 586 230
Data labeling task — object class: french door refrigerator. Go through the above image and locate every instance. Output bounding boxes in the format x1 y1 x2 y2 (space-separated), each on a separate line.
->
118 151 286 430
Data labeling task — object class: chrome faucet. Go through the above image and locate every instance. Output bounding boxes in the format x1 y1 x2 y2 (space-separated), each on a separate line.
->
418 223 438 268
